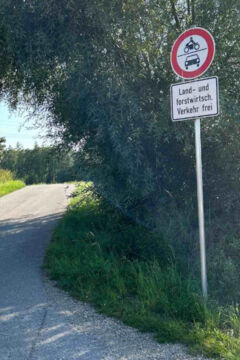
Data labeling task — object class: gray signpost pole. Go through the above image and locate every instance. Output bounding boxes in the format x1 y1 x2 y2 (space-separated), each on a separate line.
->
194 118 208 298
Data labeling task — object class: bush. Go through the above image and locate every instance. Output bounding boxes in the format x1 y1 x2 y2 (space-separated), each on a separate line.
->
0 169 13 182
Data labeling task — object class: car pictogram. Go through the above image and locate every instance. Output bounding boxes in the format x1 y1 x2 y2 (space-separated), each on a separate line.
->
185 54 200 69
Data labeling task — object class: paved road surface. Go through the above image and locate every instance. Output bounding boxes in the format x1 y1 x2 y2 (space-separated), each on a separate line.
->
0 185 209 360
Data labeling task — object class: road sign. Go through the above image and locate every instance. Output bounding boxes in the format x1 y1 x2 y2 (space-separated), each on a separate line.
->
170 28 218 299
171 76 219 121
171 27 215 79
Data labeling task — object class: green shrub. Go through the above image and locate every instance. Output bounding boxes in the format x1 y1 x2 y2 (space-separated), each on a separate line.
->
0 169 13 182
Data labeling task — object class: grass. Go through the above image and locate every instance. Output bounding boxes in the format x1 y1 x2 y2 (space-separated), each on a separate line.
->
44 182 240 360
0 180 26 198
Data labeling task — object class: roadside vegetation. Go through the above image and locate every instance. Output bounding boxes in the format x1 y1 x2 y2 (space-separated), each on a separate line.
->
44 183 240 360
0 169 25 197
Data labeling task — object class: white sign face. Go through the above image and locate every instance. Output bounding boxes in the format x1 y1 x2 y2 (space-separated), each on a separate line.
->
171 76 219 121
171 28 215 79
176 35 208 73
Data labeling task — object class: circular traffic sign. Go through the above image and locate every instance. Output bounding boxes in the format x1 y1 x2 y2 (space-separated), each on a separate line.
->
171 27 215 79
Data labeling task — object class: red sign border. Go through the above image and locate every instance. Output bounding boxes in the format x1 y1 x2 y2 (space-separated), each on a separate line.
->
171 27 215 79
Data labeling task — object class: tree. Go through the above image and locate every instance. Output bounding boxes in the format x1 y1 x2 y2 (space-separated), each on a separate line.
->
0 144 77 184
0 0 239 226
0 137 6 161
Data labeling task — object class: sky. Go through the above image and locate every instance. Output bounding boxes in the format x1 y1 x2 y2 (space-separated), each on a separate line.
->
0 101 47 149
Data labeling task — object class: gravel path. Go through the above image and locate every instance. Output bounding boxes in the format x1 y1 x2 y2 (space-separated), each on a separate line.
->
0 184 211 360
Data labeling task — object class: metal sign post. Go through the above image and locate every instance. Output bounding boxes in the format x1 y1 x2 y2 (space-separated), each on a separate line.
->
194 118 207 298
170 27 218 299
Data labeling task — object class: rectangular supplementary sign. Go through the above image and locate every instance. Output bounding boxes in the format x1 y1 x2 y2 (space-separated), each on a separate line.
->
171 76 219 122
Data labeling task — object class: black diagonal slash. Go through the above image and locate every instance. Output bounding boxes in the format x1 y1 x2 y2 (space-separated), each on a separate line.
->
177 48 207 58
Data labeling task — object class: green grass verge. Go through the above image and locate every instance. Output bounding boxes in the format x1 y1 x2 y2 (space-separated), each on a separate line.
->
0 180 26 198
44 182 240 360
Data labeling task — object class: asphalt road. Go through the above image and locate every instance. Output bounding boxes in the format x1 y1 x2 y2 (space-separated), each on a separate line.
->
0 184 209 360
0 184 74 360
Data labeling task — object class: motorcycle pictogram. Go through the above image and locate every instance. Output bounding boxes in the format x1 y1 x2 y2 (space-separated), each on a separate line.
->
184 37 200 53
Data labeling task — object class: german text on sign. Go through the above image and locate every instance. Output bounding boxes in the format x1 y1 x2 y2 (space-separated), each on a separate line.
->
171 76 219 122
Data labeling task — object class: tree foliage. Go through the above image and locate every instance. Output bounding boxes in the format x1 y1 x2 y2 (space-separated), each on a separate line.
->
0 144 77 184
0 137 6 157
0 1 240 300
